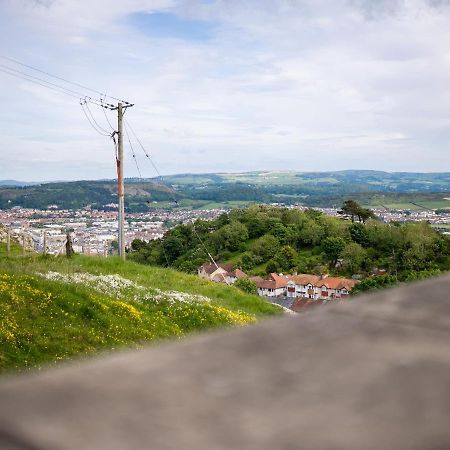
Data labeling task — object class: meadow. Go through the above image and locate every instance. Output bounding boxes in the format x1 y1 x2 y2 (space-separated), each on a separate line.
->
0 248 279 373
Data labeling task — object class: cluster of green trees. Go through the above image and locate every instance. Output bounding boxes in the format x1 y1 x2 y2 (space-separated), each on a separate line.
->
339 199 376 223
129 203 450 286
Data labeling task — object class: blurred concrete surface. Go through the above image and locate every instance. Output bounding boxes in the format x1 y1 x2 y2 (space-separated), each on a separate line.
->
0 275 449 450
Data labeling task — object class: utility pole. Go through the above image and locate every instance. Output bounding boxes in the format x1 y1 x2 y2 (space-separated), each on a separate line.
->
103 99 133 261
117 102 125 260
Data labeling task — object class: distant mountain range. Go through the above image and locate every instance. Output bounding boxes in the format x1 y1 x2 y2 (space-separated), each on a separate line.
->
0 171 449 211
0 180 41 187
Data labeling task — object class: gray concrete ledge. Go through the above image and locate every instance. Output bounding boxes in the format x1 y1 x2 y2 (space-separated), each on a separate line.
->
0 275 449 450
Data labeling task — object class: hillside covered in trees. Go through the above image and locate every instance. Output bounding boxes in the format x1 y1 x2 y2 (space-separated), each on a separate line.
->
129 204 450 290
1 171 449 211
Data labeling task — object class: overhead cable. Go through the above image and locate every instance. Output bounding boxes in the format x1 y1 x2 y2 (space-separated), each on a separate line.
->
0 63 108 107
0 55 131 105
124 118 179 205
0 65 82 101
83 99 112 135
124 122 143 179
80 101 111 137
100 95 116 131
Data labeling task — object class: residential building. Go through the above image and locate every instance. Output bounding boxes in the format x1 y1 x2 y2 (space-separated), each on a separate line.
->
251 273 290 297
287 274 357 300
198 263 248 284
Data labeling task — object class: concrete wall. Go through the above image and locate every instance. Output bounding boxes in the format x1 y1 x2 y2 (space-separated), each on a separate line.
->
0 275 449 450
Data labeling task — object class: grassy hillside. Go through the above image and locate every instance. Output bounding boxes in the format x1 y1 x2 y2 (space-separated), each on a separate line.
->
0 254 280 373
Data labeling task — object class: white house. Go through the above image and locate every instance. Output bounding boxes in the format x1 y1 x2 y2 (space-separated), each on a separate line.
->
252 273 290 297
287 274 357 300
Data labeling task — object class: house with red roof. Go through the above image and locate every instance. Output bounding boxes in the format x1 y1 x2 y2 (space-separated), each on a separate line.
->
251 273 290 297
198 263 247 284
287 274 357 300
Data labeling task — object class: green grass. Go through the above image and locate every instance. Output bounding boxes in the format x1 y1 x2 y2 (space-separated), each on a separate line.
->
0 242 24 257
0 254 280 373
364 195 450 211
221 171 305 185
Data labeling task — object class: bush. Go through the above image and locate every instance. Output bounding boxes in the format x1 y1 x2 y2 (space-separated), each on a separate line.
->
234 278 257 295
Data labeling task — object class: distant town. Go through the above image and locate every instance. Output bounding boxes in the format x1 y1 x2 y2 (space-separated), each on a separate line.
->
0 203 448 256
0 206 224 255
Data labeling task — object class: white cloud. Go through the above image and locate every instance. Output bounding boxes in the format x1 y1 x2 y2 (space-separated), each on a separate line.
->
0 0 449 180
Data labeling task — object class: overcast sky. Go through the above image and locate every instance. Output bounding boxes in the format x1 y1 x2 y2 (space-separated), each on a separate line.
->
0 0 449 181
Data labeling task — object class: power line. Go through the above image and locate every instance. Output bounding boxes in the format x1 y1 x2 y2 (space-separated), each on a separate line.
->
100 95 116 131
124 119 179 203
0 63 108 107
83 99 112 135
0 65 82 101
0 62 116 138
1 55 134 261
123 119 163 178
124 122 143 179
0 55 131 105
80 101 111 137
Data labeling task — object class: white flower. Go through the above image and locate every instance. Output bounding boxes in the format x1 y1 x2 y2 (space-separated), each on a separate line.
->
36 271 213 305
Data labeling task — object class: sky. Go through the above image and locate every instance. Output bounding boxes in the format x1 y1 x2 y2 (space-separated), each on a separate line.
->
0 0 449 181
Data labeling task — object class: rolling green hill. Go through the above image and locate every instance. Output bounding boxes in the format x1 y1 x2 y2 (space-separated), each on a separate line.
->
0 171 448 211
0 251 279 373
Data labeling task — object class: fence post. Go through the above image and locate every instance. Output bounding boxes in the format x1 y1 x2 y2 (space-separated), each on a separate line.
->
43 231 47 256
6 229 11 257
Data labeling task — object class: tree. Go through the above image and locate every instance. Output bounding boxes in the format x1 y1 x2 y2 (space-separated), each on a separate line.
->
130 239 147 251
210 221 249 253
270 223 288 244
234 278 257 295
322 236 345 267
160 235 184 265
341 200 361 222
239 252 258 271
349 223 370 248
297 218 324 246
340 200 375 223
351 274 398 294
358 208 376 223
245 211 271 238
274 245 298 272
251 235 279 262
266 259 279 274
341 242 366 273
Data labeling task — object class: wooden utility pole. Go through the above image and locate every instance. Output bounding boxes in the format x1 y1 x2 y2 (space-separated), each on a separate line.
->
107 99 132 261
6 229 10 257
117 102 125 260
